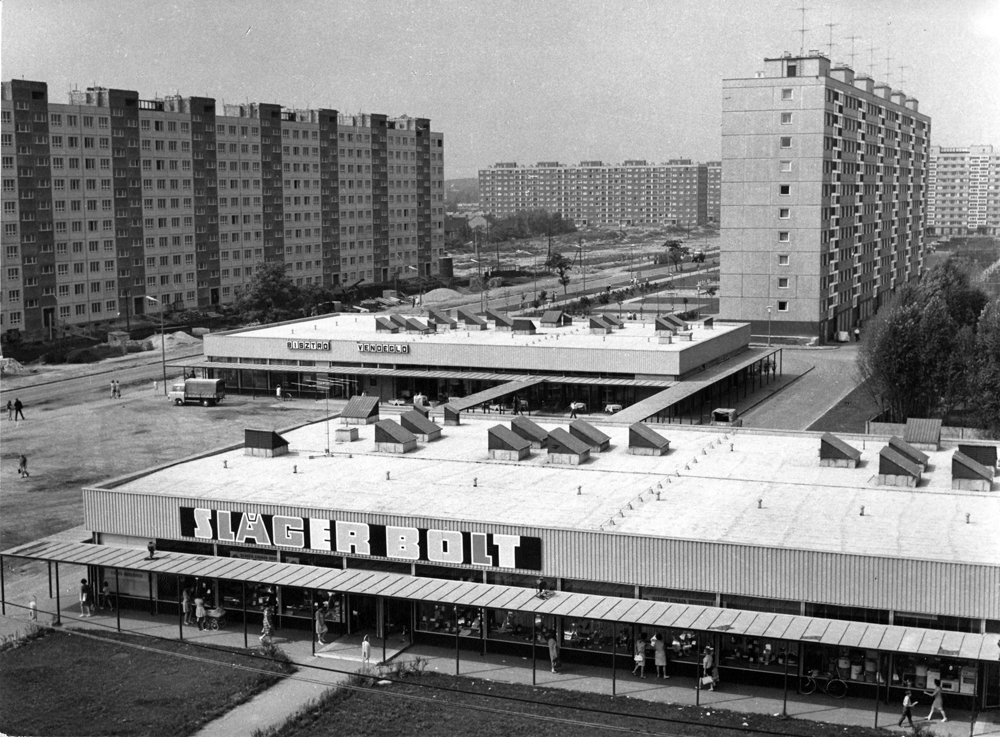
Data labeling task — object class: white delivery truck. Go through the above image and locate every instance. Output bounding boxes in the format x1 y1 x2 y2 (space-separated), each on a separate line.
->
167 378 226 407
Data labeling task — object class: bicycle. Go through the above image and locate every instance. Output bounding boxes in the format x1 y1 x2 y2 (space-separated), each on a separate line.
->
799 673 848 699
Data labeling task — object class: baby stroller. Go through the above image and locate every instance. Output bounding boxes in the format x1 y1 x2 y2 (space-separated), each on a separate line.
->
204 606 227 630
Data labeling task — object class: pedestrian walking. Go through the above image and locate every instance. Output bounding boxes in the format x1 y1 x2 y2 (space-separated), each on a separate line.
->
6 400 12 420
259 604 274 645
276 385 282 402
700 646 716 690
79 579 93 617
115 380 121 398
361 634 371 666
547 630 560 673
13 398 25 421
182 586 193 625
28 595 37 621
18 454 29 478
652 632 670 679
110 380 117 399
854 327 861 342
569 402 578 420
898 690 918 728
632 632 648 677
924 679 947 722
194 593 206 630
315 602 329 644
153 380 158 393
100 580 113 611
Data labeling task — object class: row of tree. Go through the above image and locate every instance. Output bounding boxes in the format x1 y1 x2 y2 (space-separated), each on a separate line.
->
858 259 1000 435
484 209 577 243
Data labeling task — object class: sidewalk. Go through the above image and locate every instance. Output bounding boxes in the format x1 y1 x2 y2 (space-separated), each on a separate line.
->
3 600 996 736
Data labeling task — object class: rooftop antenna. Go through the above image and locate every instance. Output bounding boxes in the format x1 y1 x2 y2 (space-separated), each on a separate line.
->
867 45 879 77
845 35 862 69
884 52 893 86
898 65 911 90
825 22 838 60
798 3 809 55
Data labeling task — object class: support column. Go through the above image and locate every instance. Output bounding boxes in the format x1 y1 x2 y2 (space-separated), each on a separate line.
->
48 561 52 599
873 662 880 728
454 605 460 675
782 645 789 716
0 555 5 616
242 581 248 649
310 589 315 656
55 563 61 626
532 615 537 685
177 575 183 640
381 597 387 665
147 571 154 616
113 568 119 632
611 625 617 697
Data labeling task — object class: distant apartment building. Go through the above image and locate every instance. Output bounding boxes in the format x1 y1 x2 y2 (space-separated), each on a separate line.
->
478 159 720 229
0 80 444 342
928 145 1000 236
719 52 930 342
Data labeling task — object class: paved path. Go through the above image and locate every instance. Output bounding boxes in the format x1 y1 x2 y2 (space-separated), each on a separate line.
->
3 601 997 736
742 343 861 431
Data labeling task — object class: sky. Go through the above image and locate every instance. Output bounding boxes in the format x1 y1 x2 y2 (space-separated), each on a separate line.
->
2 0 999 178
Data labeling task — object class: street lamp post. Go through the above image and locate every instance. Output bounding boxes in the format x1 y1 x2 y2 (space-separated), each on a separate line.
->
146 295 167 395
407 265 423 307
515 250 537 304
767 305 772 348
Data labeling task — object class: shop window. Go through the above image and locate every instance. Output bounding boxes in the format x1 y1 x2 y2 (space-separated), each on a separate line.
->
723 594 800 616
805 603 889 625
720 635 795 675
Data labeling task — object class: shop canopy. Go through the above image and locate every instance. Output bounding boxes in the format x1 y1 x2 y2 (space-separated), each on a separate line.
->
4 537 998 663
186 360 672 389
610 348 782 425
446 378 548 412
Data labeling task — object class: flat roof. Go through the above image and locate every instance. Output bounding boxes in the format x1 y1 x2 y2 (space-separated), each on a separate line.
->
220 313 745 356
103 419 1000 567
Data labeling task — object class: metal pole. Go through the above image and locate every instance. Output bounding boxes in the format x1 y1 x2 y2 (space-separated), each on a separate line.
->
243 581 248 649
148 571 154 616
532 616 537 685
55 563 61 626
310 589 315 656
113 568 119 632
612 625 617 696
48 561 52 599
782 646 789 716
0 555 5 616
873 661 880 728
160 299 167 395
382 598 386 665
178 575 183 640
454 605 460 675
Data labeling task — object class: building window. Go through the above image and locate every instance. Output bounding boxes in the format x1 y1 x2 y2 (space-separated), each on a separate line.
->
778 277 789 289
779 185 791 195
780 137 792 149
780 112 793 124
780 160 792 172
787 64 797 77
781 88 793 100
777 301 789 312
778 254 790 266
778 208 790 219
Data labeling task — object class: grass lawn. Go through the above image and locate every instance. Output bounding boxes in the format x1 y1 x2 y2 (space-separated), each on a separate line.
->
0 628 293 737
266 672 893 737
807 382 882 434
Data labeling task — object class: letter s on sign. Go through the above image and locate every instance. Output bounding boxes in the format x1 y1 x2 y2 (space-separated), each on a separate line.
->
193 508 213 540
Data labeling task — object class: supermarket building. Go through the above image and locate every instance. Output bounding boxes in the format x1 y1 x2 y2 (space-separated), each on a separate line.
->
3 413 998 711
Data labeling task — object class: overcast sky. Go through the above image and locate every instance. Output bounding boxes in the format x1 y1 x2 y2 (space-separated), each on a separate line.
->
3 0 998 178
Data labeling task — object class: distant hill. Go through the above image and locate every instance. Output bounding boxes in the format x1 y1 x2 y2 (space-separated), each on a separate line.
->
445 178 479 210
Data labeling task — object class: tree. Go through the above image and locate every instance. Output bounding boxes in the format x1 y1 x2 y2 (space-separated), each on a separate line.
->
922 257 988 329
233 262 302 324
546 252 572 295
973 298 1000 437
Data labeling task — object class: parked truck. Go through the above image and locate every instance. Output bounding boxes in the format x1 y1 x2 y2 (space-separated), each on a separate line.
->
168 378 226 406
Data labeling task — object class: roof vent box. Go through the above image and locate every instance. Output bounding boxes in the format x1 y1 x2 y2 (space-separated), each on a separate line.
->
488 425 531 461
952 451 994 492
628 423 670 456
511 416 548 449
341 396 380 425
244 428 289 458
819 433 861 468
876 447 922 487
374 419 418 454
957 444 997 472
546 427 591 465
456 308 487 330
903 418 942 451
400 410 442 442
589 316 613 335
569 419 611 453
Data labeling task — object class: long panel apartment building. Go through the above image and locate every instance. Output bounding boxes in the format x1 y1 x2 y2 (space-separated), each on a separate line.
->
719 52 930 342
479 159 719 229
928 145 1000 236
1 80 445 343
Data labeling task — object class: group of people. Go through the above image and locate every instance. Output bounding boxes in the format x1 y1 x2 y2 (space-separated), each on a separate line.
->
109 380 122 399
898 679 948 728
6 398 25 421
181 584 212 631
631 632 673 680
78 579 112 617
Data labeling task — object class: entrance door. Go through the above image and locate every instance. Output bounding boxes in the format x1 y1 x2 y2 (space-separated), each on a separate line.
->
985 662 1000 709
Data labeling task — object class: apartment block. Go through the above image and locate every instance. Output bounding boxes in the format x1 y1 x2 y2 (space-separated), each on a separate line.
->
0 80 444 342
478 159 715 229
719 52 930 342
928 145 1000 236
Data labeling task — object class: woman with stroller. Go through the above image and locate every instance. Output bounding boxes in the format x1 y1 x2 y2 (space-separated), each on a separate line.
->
194 592 206 630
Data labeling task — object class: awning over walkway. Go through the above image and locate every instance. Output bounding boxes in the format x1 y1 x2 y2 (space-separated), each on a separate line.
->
446 378 547 412
4 539 997 663
610 348 781 425
188 361 672 389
